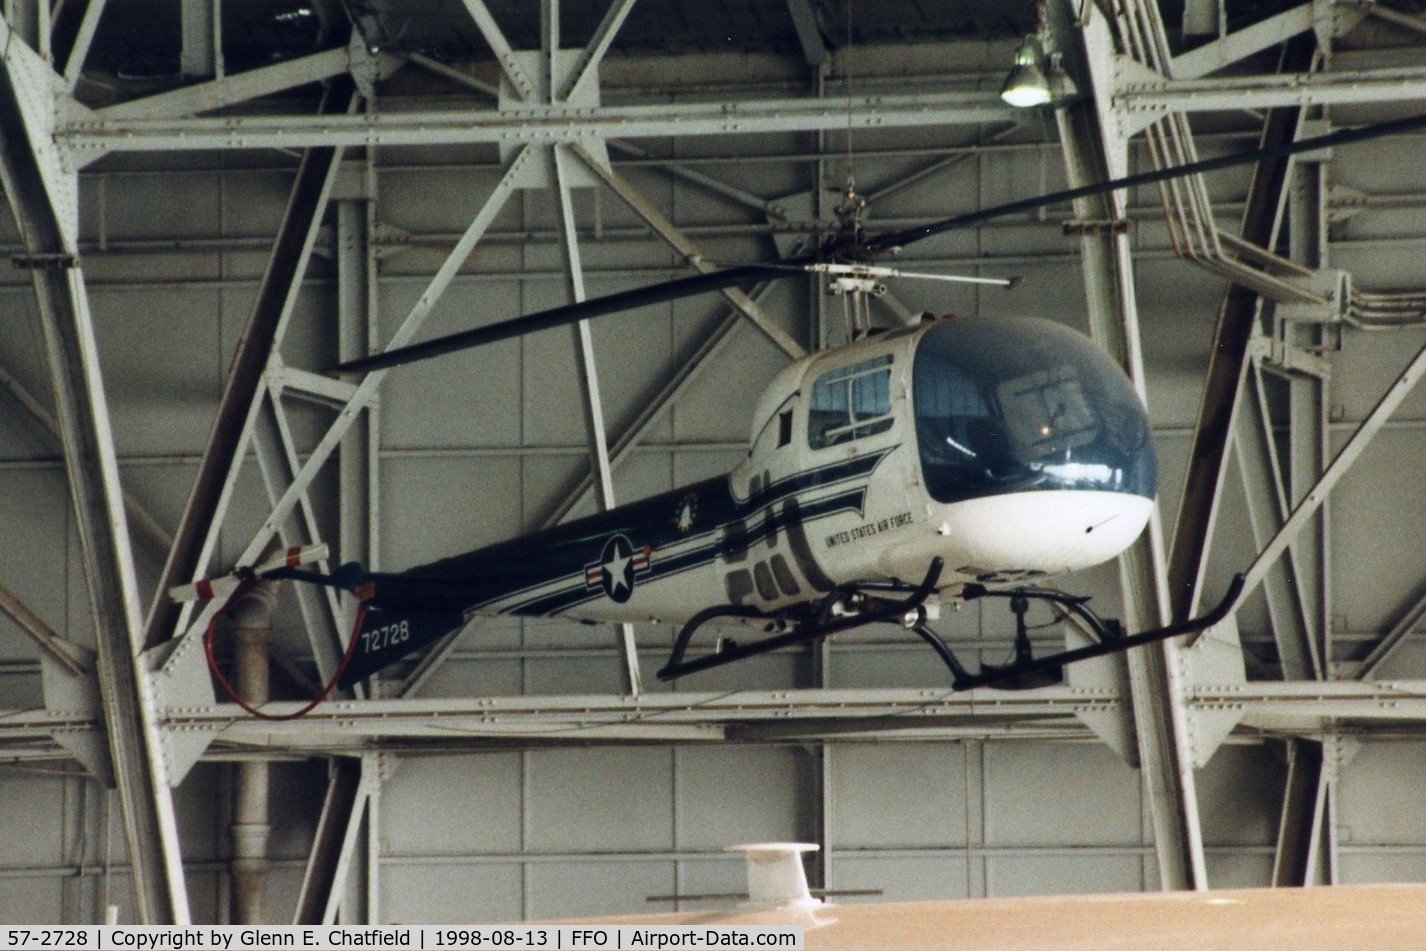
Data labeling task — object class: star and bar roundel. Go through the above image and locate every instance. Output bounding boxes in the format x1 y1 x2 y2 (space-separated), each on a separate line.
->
584 533 652 603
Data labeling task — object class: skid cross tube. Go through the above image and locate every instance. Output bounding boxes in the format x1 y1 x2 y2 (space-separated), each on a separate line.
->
656 558 944 681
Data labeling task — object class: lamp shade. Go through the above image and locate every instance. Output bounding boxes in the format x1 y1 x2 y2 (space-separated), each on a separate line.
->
1000 38 1052 108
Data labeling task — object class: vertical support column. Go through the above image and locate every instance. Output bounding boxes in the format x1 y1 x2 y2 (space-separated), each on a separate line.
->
1272 738 1329 886
1267 119 1336 887
293 757 368 924
1051 0 1205 891
1236 359 1321 680
337 185 378 575
962 740 985 898
229 582 276 923
1286 150 1332 673
363 755 382 924
0 27 190 923
179 0 220 79
810 60 834 898
332 157 382 922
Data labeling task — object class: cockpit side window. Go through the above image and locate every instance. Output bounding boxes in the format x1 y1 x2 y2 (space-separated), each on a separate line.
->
751 395 798 459
808 355 895 450
778 410 794 447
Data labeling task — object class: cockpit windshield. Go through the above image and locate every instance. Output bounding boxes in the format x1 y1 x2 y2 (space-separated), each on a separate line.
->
912 316 1156 504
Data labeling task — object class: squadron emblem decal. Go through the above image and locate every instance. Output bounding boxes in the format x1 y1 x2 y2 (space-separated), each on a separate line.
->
585 534 651 603
673 492 699 533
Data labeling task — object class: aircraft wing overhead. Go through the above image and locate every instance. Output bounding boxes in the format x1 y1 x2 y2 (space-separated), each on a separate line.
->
532 883 1426 951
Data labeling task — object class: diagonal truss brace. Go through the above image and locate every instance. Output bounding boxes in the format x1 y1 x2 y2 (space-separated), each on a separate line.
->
1235 334 1426 609
97 44 393 121
571 142 805 360
554 142 643 695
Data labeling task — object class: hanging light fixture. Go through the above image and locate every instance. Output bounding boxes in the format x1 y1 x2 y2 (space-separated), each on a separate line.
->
1000 36 1053 108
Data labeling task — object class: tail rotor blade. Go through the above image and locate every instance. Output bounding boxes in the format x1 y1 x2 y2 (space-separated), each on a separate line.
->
169 575 244 603
254 544 329 576
168 544 332 602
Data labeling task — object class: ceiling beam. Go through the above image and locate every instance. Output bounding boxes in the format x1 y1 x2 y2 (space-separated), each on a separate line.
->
61 90 1019 157
1118 64 1426 115
169 680 1426 743
1169 2 1314 79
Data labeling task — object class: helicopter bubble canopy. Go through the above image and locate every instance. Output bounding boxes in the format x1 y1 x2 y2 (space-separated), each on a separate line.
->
911 316 1156 506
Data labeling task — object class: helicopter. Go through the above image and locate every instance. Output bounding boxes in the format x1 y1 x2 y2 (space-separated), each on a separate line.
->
173 112 1426 698
187 308 1235 695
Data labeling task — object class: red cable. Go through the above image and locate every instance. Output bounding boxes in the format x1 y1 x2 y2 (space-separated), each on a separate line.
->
204 581 368 721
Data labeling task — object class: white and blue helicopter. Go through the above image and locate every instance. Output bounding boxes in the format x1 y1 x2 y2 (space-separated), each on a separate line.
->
174 113 1426 699
323 308 1198 693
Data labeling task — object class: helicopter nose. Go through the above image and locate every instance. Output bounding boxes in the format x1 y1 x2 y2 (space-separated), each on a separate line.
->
939 489 1154 576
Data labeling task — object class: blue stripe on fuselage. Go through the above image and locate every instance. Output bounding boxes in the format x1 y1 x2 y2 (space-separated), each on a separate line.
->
509 485 870 617
361 448 894 617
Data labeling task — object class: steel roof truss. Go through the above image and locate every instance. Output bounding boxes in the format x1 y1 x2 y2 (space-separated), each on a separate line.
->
149 90 353 652
251 386 351 688
459 0 538 102
572 141 805 359
1239 335 1426 603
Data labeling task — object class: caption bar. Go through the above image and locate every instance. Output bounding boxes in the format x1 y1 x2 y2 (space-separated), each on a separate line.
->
1 927 803 951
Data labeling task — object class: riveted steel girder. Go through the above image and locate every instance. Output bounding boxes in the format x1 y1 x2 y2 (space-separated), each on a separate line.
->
59 91 1019 159
0 17 188 924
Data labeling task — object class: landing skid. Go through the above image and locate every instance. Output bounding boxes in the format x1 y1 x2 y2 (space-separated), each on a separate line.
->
947 575 1244 691
656 563 1244 692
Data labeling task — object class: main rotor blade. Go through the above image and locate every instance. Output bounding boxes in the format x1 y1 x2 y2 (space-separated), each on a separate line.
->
864 110 1426 254
334 110 1426 376
332 262 792 375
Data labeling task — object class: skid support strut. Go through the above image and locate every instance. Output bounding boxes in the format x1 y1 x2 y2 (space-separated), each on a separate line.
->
656 559 944 681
